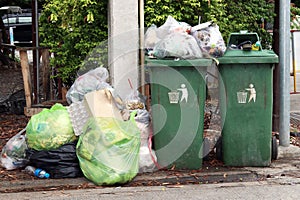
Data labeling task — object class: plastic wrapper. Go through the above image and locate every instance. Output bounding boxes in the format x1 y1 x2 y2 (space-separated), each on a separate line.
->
139 146 157 173
134 109 150 146
125 89 146 110
66 67 112 104
134 109 157 173
0 129 28 170
153 32 203 59
192 23 226 57
26 103 77 151
26 142 83 178
76 113 140 185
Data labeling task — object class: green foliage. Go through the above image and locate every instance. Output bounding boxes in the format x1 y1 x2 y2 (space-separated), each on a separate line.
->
145 0 201 27
145 0 275 49
39 0 108 85
291 6 300 30
223 0 275 49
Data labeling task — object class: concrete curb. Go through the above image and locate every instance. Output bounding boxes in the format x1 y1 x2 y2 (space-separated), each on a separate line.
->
1 145 300 193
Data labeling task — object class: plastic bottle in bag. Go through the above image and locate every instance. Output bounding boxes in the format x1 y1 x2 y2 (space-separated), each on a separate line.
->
24 166 50 179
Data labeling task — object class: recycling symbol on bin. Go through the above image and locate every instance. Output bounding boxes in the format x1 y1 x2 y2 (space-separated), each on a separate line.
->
237 83 256 104
168 83 189 104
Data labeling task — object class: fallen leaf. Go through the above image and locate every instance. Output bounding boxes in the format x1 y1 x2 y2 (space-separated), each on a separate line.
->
166 185 184 188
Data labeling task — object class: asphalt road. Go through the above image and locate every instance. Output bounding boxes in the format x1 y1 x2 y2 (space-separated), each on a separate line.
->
1 181 300 200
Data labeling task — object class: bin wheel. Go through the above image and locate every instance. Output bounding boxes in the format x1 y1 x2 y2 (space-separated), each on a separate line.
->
215 136 222 161
203 138 211 161
272 136 278 160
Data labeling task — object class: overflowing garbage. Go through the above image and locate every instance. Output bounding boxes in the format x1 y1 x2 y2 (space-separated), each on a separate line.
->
145 15 226 59
0 67 158 185
0 15 229 185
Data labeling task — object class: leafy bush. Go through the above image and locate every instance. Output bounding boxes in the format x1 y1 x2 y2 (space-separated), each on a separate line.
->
291 5 300 30
38 0 289 85
39 0 108 86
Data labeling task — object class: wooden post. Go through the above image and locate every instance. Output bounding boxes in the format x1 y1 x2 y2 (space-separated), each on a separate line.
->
42 49 50 101
19 50 32 108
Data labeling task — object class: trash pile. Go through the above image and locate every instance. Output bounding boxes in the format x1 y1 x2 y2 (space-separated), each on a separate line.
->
0 16 227 185
144 16 226 59
0 66 158 186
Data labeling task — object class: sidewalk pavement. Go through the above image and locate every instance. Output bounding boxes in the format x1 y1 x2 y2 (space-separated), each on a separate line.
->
2 123 300 193
1 144 300 193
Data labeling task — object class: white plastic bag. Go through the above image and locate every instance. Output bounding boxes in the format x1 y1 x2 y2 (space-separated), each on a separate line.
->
153 32 203 59
192 23 226 57
144 24 160 50
134 109 158 173
156 16 191 39
66 67 112 104
144 16 191 51
0 128 28 170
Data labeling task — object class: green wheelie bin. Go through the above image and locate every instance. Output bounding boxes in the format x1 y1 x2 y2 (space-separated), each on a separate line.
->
217 32 279 166
146 57 213 169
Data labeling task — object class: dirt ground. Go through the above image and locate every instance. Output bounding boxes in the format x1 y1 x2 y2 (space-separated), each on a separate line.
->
0 64 23 101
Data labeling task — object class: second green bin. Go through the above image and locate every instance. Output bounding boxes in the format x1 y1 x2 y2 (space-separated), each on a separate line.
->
217 32 279 166
146 58 212 169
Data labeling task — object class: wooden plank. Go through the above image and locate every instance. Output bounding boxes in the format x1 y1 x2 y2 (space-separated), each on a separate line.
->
41 49 50 101
19 50 32 108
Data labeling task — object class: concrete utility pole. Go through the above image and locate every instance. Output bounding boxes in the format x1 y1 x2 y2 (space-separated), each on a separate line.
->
108 0 139 99
279 0 291 147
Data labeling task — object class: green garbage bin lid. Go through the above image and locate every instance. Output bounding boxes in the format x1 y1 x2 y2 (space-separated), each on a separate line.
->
218 50 279 64
219 31 279 64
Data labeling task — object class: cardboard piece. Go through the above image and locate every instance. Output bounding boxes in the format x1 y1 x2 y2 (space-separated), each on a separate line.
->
68 89 123 136
83 89 123 120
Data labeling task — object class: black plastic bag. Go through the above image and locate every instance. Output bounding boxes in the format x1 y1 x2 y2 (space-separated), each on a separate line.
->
26 142 83 179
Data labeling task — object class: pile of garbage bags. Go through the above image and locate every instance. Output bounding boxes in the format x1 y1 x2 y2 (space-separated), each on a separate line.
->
144 15 226 59
1 15 223 185
0 67 158 185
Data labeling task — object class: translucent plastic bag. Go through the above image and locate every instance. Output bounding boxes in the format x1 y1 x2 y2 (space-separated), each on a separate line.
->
76 113 140 185
144 24 160 50
26 103 77 151
125 89 146 110
145 16 191 51
66 67 112 104
153 32 203 59
134 109 157 173
192 23 226 57
156 15 191 40
0 128 28 170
